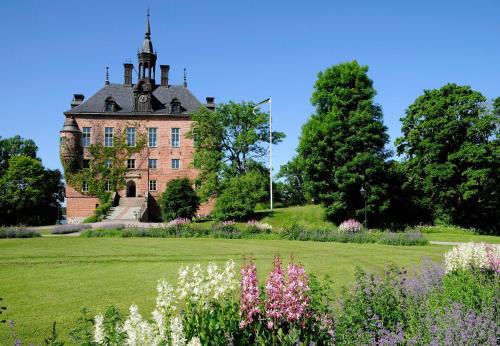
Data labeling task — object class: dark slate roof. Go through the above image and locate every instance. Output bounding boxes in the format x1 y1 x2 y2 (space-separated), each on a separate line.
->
65 84 204 115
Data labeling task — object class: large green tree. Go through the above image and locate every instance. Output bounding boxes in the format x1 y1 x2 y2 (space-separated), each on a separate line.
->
297 61 391 225
159 178 200 221
396 84 499 232
275 156 309 207
0 155 64 226
189 101 284 204
0 135 37 175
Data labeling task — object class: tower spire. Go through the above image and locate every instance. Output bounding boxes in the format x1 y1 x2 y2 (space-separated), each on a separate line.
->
145 8 151 39
105 66 109 85
183 68 188 87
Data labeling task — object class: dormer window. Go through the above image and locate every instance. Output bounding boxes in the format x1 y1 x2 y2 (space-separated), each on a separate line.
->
105 97 117 112
171 99 182 114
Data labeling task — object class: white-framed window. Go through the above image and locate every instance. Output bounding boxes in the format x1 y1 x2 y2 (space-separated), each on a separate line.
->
148 158 158 169
82 127 91 147
105 181 111 192
105 159 112 168
127 159 135 169
127 127 136 147
82 181 89 192
171 128 180 148
148 128 157 147
104 127 114 147
149 180 157 191
171 158 180 169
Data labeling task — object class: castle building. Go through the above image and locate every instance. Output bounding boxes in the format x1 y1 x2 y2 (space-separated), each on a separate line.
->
60 13 215 224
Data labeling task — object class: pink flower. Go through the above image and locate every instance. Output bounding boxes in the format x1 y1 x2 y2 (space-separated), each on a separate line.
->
283 262 310 322
239 262 260 328
265 257 286 325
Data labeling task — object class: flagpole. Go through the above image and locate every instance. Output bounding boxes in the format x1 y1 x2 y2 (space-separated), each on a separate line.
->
269 97 273 210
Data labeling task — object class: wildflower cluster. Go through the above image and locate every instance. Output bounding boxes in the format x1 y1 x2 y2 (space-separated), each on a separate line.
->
337 219 362 233
93 260 237 346
246 220 272 233
444 242 500 273
165 218 191 228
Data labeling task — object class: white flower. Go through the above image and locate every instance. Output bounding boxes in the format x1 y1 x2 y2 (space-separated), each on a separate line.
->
444 242 500 273
122 305 161 346
156 280 177 313
187 336 202 346
151 309 165 340
170 316 186 346
94 313 105 344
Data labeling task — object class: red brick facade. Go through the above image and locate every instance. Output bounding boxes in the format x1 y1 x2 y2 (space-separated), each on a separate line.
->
64 116 214 223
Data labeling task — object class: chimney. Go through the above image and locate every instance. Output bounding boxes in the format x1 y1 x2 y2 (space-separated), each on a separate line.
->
71 94 85 108
160 65 170 87
206 97 215 110
124 63 133 86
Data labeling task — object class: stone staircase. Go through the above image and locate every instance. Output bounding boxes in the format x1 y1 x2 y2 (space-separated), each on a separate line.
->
105 197 146 221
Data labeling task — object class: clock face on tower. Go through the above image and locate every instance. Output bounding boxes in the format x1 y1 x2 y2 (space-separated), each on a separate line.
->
138 94 148 103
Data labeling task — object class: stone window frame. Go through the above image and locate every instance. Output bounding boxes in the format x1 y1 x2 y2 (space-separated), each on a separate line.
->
82 181 89 192
149 180 157 191
148 158 158 169
171 158 180 169
148 127 158 147
82 127 91 147
171 128 180 148
127 127 136 147
104 127 114 147
127 159 136 169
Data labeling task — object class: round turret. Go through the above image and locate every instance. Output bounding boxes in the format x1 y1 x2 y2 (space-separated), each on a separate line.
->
60 117 83 172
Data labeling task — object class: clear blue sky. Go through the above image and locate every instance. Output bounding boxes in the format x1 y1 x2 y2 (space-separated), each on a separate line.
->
1 0 499 172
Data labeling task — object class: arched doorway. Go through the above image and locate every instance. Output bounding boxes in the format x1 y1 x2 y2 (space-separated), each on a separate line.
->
126 180 136 197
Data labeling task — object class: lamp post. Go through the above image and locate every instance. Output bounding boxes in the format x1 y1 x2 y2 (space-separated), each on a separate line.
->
253 97 273 210
360 185 367 229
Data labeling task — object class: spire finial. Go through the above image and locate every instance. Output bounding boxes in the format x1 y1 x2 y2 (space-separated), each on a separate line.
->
105 66 109 85
183 68 188 87
145 9 151 38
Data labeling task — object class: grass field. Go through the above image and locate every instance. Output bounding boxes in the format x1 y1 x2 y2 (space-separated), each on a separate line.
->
1 237 450 344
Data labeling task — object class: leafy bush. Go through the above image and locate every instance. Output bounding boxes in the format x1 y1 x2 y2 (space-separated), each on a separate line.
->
81 229 123 238
159 178 200 221
83 215 99 223
211 221 242 239
378 230 428 246
52 224 92 234
212 172 266 221
0 227 40 238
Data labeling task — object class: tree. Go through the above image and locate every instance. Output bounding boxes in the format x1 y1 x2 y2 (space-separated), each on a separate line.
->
188 102 285 200
0 135 38 175
297 61 391 225
212 172 267 220
275 156 308 206
0 155 64 225
159 178 200 221
396 84 499 232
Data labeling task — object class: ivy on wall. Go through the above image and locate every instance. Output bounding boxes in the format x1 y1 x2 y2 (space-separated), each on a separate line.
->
60 121 148 207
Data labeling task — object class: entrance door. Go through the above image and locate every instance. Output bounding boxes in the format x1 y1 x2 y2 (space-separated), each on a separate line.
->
126 180 136 197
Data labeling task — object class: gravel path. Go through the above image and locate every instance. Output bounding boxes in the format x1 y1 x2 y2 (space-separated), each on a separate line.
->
429 241 464 246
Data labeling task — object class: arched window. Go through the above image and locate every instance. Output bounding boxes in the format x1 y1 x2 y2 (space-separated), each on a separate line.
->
171 99 181 114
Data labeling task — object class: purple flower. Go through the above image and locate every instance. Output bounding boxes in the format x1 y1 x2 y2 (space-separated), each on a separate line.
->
239 262 260 328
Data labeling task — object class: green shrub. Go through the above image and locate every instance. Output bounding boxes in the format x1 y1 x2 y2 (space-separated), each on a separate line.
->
0 227 40 238
159 178 200 221
52 224 91 234
211 222 242 239
378 230 428 246
83 215 99 223
212 172 266 221
81 229 123 237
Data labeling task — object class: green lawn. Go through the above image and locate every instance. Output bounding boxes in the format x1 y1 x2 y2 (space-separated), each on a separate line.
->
1 237 449 344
